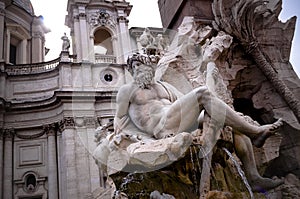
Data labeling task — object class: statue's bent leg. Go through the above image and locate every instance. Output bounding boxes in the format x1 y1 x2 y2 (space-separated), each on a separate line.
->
234 132 283 191
194 87 283 143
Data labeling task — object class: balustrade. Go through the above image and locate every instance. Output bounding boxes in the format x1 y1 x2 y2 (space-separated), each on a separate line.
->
4 58 60 75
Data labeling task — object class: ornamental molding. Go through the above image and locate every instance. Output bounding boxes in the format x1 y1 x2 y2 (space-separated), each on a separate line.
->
15 130 45 140
74 116 97 128
88 9 116 28
59 116 99 130
59 117 75 130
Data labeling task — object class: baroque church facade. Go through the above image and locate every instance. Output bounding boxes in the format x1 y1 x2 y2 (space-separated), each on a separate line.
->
0 0 164 198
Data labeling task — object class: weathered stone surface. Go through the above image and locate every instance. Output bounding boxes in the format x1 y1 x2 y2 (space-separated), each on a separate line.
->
94 131 193 175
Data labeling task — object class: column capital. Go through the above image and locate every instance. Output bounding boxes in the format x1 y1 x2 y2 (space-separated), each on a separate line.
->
117 16 128 23
59 117 75 131
4 129 15 140
43 123 57 137
79 13 87 19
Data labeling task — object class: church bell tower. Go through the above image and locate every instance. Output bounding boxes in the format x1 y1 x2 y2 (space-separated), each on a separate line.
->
65 0 133 64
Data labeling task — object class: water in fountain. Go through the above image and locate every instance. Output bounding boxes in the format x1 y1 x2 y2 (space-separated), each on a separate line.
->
222 147 254 199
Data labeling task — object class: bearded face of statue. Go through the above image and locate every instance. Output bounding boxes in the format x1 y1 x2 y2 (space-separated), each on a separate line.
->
132 61 155 89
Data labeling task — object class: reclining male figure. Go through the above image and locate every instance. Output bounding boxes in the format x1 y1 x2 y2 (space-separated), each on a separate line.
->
115 53 284 191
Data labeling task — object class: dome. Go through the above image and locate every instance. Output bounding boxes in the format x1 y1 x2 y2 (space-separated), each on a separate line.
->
13 0 34 15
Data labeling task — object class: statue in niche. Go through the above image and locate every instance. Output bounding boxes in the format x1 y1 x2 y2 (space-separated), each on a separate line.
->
93 17 284 192
61 33 70 52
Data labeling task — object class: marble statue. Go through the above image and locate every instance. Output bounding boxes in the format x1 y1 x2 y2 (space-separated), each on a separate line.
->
139 28 156 52
93 16 285 192
94 52 283 187
61 32 70 51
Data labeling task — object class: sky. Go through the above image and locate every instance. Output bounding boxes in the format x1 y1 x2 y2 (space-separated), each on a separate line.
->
30 0 300 76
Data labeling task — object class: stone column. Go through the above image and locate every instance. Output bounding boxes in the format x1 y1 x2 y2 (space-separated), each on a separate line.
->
117 16 131 63
74 15 82 61
0 2 5 61
3 129 14 199
45 124 59 199
75 117 91 198
5 30 10 63
89 35 95 63
78 7 90 61
112 36 121 63
61 117 78 199
56 126 64 199
20 39 27 64
32 31 43 63
85 118 100 192
0 130 3 198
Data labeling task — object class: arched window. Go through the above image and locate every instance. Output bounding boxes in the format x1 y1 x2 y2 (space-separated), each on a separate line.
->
94 29 113 55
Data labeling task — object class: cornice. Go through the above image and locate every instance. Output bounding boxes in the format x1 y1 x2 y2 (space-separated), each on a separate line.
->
1 90 117 113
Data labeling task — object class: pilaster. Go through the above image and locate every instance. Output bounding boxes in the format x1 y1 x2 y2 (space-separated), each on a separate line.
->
78 6 90 61
117 15 131 63
0 2 5 61
5 30 10 63
44 124 59 199
74 14 82 61
32 31 43 63
60 117 78 199
3 129 14 199
0 129 3 198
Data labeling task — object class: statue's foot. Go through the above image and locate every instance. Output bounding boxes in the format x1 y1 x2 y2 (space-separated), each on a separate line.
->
249 177 284 192
253 118 283 148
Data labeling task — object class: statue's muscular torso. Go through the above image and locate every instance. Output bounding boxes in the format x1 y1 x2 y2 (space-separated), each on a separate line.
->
128 82 173 135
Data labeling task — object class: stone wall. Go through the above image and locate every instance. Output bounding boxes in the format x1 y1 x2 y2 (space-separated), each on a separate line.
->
158 0 214 29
